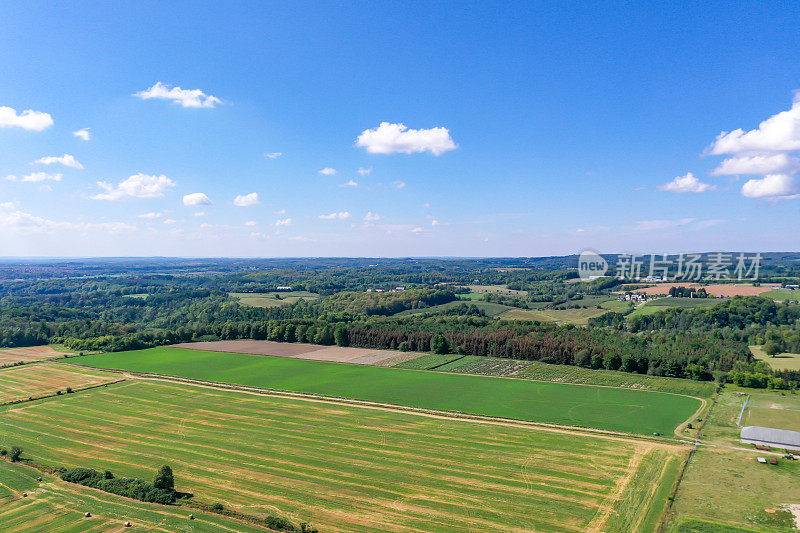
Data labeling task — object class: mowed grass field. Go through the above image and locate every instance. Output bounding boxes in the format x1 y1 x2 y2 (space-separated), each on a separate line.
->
230 291 319 308
0 363 120 404
750 345 800 371
740 394 800 432
0 380 686 532
74 347 701 435
0 460 263 532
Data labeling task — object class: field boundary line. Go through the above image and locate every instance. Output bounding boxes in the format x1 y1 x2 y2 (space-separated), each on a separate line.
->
57 361 689 449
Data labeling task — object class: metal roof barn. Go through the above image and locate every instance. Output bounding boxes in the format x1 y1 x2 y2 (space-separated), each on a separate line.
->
740 426 800 452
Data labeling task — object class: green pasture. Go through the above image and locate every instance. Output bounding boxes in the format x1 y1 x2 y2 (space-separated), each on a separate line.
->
74 347 700 434
750 345 800 371
394 300 512 317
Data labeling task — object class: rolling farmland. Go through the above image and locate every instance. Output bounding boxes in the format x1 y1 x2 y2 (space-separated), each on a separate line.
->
0 379 686 532
74 347 701 435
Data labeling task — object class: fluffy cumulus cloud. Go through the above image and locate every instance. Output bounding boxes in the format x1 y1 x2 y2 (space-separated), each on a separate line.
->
92 174 175 201
135 82 221 108
711 154 800 176
364 211 381 221
73 128 91 141
356 122 457 155
318 167 337 175
741 174 800 200
707 93 800 155
0 106 53 131
275 218 292 227
318 211 350 220
339 179 358 188
183 192 212 206
658 172 715 193
233 192 259 207
33 154 84 169
704 93 800 200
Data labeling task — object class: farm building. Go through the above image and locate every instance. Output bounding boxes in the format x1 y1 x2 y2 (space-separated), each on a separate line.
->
740 426 800 452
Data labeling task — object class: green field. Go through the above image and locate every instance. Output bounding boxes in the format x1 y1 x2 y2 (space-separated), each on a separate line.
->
760 289 800 302
499 306 614 325
0 459 264 532
739 394 800 432
393 353 465 369
433 355 533 375
74 347 700 434
230 291 318 308
643 297 719 309
0 379 685 532
750 345 800 371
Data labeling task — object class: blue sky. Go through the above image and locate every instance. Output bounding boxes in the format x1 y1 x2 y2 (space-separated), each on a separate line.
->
1 1 799 257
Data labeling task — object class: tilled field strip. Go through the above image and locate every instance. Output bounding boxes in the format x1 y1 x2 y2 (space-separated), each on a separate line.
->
1 378 685 532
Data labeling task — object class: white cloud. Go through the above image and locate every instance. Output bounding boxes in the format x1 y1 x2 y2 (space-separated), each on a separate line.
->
0 106 53 131
233 192 259 207
163 218 177 225
741 174 800 200
264 152 282 159
364 212 381 222
92 174 175 201
73 128 91 141
33 154 84 169
318 167 337 175
658 172 715 193
183 192 212 206
274 209 286 215
392 180 406 189
20 172 63 183
0 203 134 234
707 93 800 155
136 212 162 219
193 211 206 217
318 211 350 220
275 218 292 227
711 154 800 176
356 122 457 155
431 219 450 226
134 82 221 108
633 218 696 231
339 179 358 188
244 220 257 226
357 167 372 175
411 226 424 233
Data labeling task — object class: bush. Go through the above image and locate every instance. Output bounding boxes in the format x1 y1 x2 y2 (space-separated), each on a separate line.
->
65 387 73 394
153 465 174 490
9 446 22 462
211 502 224 512
398 341 411 352
61 467 176 504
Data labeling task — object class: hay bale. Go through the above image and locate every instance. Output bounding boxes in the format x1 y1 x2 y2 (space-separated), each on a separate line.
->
188 514 195 520
124 521 132 527
84 512 91 517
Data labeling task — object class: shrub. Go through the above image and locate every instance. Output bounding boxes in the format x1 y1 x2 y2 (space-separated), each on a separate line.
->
211 502 224 512
398 341 411 352
65 387 73 394
9 446 22 462
153 465 174 491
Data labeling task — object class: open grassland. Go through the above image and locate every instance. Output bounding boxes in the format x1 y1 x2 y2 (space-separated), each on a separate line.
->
462 284 528 296
760 288 800 302
394 300 512 317
499 306 613 325
750 345 800 371
739 394 800 432
74 347 701 434
669 390 800 532
0 363 120 404
0 380 686 532
514 361 716 398
643 297 721 309
0 346 70 365
230 291 319 308
0 460 266 532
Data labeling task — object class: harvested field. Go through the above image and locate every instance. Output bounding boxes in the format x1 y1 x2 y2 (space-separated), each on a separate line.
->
76 347 702 434
0 363 120 404
0 459 266 532
0 379 687 532
636 283 779 297
0 346 69 365
751 345 800 371
173 340 415 365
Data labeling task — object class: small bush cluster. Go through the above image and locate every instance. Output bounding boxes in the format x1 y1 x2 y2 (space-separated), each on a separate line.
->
61 466 176 504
